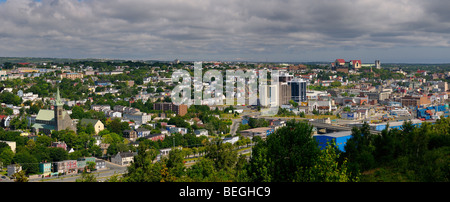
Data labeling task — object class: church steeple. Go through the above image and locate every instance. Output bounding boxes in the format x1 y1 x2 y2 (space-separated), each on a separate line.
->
55 87 63 107
54 86 64 131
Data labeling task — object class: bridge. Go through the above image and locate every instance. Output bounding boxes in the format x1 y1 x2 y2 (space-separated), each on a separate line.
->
308 121 381 135
258 116 382 135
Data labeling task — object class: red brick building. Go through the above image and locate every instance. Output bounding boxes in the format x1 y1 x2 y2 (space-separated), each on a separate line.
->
153 102 188 116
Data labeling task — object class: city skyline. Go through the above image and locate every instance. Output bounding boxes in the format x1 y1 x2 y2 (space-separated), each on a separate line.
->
1 0 450 63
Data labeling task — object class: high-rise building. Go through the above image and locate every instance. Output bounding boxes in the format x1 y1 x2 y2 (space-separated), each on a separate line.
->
278 82 291 106
288 78 307 103
259 84 278 107
279 72 293 82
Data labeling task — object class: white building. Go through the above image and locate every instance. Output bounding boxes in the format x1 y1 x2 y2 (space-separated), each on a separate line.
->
111 152 136 166
7 164 22 177
259 84 278 107
123 112 151 124
194 129 209 137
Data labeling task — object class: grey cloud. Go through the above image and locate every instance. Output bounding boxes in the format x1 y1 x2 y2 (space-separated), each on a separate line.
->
0 0 449 62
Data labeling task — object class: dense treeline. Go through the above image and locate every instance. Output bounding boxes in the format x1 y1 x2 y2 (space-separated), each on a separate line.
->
344 118 450 182
121 120 356 182
120 117 450 182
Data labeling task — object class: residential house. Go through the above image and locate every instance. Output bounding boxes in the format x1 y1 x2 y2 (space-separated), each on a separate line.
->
7 164 22 177
77 160 87 172
111 152 137 166
95 159 106 170
194 129 208 137
79 119 104 134
239 127 274 140
146 133 165 142
123 130 137 140
39 162 52 176
64 160 78 175
52 161 65 174
51 141 67 151
135 128 151 138
95 80 112 86
91 105 111 111
123 112 151 124
169 127 188 135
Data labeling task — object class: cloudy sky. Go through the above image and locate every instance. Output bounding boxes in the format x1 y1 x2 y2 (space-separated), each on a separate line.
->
1 0 450 63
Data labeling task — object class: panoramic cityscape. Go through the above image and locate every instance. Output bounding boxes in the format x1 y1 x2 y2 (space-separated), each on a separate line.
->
0 0 449 199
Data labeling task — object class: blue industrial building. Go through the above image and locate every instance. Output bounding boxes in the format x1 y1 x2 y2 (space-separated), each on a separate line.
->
313 131 352 152
417 104 449 120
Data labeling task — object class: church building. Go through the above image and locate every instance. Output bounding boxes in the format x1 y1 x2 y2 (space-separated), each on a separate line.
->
32 88 76 135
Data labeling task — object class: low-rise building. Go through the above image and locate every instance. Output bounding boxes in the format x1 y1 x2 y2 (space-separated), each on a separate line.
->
111 152 137 166
79 119 104 134
95 159 106 170
146 133 165 142
60 72 84 80
135 128 151 138
153 102 188 116
123 112 151 124
239 127 274 140
194 129 208 137
313 131 352 152
7 164 22 177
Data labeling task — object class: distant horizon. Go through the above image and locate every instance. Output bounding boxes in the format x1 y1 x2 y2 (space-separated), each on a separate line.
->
2 56 450 65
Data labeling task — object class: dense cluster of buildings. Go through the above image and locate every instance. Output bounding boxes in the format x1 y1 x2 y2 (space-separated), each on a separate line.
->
7 156 106 178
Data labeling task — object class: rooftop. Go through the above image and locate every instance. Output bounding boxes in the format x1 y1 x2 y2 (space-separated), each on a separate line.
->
314 131 352 138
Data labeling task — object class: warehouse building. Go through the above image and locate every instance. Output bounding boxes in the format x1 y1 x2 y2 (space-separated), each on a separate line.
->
313 131 352 152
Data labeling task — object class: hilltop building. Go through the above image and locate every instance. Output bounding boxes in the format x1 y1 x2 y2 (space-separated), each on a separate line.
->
32 88 76 135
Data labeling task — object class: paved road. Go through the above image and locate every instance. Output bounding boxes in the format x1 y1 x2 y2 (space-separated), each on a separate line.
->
230 118 241 136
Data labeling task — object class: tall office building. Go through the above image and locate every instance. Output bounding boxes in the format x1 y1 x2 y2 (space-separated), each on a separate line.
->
279 72 293 82
259 84 278 107
288 78 307 103
278 82 291 106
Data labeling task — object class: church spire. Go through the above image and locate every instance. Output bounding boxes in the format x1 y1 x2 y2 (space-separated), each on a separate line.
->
55 87 63 106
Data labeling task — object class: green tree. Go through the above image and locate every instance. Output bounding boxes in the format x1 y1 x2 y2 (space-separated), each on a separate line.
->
0 92 22 106
13 152 39 174
204 141 237 171
300 142 359 182
106 118 129 134
0 147 14 166
187 158 217 182
76 171 97 182
71 105 86 119
13 170 29 182
122 144 162 182
48 147 68 162
343 122 376 177
289 100 299 107
249 120 320 182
